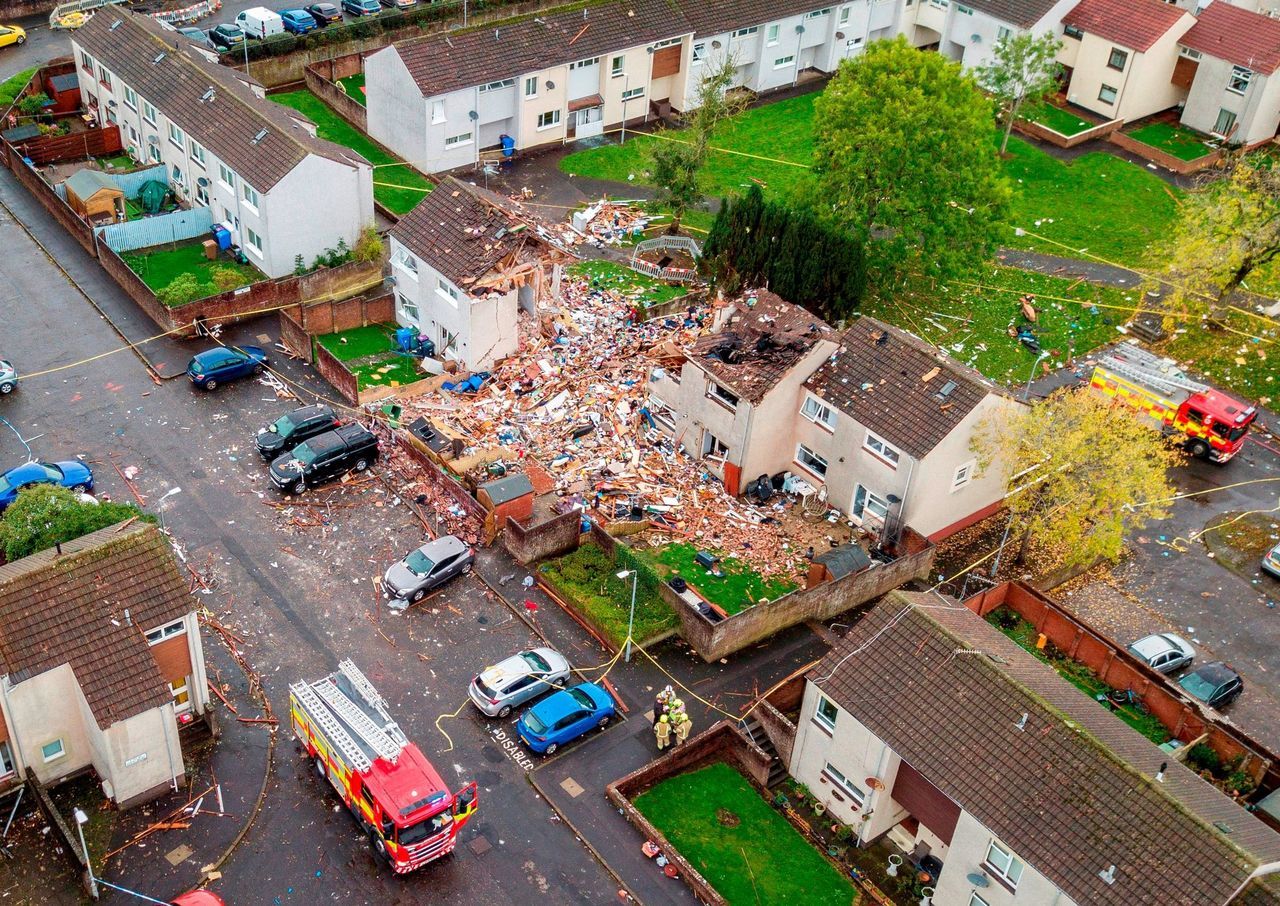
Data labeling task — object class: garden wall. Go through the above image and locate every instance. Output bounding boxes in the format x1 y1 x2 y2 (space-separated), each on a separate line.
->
314 342 359 403
279 290 395 358
4 155 96 253
12 124 122 166
396 431 488 524
304 61 367 133
504 508 581 565
966 581 1278 793
1107 131 1222 175
1014 116 1120 149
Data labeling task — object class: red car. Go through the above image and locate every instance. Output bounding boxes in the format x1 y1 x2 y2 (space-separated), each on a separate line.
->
172 892 226 906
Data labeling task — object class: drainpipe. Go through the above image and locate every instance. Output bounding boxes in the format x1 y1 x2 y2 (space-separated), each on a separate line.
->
856 741 891 846
891 455 916 550
160 706 179 792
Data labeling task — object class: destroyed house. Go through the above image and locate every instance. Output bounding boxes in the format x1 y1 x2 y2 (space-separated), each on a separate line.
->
388 176 569 370
646 290 838 496
0 522 210 807
790 593 1280 906
798 317 1024 541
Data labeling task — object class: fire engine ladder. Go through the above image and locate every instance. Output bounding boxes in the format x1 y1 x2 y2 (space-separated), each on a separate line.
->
290 681 373 773
1098 344 1207 398
338 660 410 749
313 678 405 765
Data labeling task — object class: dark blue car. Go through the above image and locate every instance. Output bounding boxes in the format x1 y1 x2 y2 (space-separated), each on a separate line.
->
0 460 95 510
187 345 269 390
280 9 317 32
516 682 615 755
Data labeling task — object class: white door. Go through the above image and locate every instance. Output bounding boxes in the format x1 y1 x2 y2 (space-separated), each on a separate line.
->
576 106 604 139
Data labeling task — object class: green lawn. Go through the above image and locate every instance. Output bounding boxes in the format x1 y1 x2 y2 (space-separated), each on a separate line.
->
634 762 858 906
539 543 678 646
338 73 366 105
350 354 424 391
122 241 262 295
568 259 689 308
271 89 432 215
0 67 36 110
1020 101 1096 137
1125 122 1215 162
1162 312 1277 404
636 542 795 615
316 323 398 361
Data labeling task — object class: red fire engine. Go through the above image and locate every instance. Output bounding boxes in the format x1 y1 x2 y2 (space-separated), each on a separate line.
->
290 659 478 873
1090 343 1256 463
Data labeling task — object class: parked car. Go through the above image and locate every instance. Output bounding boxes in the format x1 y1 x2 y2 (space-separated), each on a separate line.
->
0 24 27 48
380 0 416 9
341 0 380 16
177 26 214 48
208 23 245 48
1178 661 1243 709
0 359 16 394
470 648 571 718
1263 542 1280 580
256 404 340 460
0 460 95 510
280 8 318 32
268 423 379 493
171 893 226 906
187 345 268 390
305 2 342 23
235 6 285 38
383 534 474 606
1126 633 1195 674
516 682 614 755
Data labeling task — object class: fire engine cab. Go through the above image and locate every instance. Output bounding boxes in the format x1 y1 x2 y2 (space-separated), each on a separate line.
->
1091 343 1256 464
290 659 478 873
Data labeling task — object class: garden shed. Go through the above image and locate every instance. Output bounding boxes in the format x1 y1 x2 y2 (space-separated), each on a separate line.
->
64 169 124 223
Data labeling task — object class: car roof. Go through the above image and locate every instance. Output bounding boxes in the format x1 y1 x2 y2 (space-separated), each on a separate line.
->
191 348 234 365
416 534 467 559
1190 662 1239 685
1129 634 1172 658
334 423 374 443
2 462 46 480
529 684 597 723
288 403 335 420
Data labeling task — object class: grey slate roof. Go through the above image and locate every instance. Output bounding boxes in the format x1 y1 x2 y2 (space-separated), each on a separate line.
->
804 317 1001 460
953 0 1063 29
65 168 120 201
678 0 838 37
480 473 535 505
813 543 870 578
74 9 367 190
811 594 1280 906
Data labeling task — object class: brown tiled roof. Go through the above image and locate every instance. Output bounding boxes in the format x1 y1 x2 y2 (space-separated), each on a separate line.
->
678 0 835 38
389 176 542 288
1180 2 1280 75
0 522 195 730
811 594 1280 906
1235 874 1280 906
687 290 834 404
1062 0 1190 52
386 0 690 99
803 317 1001 460
75 9 367 190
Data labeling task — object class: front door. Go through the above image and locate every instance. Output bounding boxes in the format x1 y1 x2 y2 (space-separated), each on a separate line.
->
575 106 604 139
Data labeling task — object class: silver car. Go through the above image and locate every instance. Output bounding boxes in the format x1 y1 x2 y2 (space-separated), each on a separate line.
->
383 534 474 609
469 648 571 718
1127 632 1196 674
0 360 16 395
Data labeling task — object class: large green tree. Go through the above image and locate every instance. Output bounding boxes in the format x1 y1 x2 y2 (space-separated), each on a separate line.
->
812 37 1011 292
979 31 1063 154
0 485 155 562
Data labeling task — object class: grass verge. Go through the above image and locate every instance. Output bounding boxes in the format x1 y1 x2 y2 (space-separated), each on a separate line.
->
1160 312 1277 405
636 542 795 615
568 259 689 308
1125 122 1215 162
122 241 262 296
634 762 859 906
539 543 678 646
1020 101 1096 137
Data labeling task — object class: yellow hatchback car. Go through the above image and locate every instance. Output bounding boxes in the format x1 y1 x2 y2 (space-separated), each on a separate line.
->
0 24 27 47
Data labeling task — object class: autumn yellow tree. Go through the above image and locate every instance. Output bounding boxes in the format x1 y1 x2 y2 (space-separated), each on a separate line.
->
976 390 1181 569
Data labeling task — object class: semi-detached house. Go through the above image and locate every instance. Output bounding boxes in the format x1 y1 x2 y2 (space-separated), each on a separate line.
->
901 0 1077 70
1177 2 1280 144
71 9 374 278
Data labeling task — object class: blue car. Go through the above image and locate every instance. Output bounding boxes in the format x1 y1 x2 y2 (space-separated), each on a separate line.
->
187 345 269 391
0 460 95 510
516 682 615 755
280 9 317 32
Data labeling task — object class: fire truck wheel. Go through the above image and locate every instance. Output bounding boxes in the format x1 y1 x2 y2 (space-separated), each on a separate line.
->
369 831 390 863
315 757 327 779
1188 439 1210 459
544 743 558 755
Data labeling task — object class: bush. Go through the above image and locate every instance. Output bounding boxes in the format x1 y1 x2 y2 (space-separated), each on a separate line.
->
993 607 1020 631
17 92 50 116
1186 744 1222 776
0 485 155 562
157 273 211 306
353 225 384 263
209 264 246 292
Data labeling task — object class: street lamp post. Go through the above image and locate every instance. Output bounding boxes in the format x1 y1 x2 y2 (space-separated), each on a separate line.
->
74 808 98 899
157 486 182 533
1023 351 1049 401
616 569 638 662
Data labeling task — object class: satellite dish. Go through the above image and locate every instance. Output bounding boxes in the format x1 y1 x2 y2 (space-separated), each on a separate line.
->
865 777 885 791
197 176 209 187
835 31 845 39
966 873 989 887
971 33 982 42
468 109 478 120
545 79 555 89
795 24 806 33
711 39 722 49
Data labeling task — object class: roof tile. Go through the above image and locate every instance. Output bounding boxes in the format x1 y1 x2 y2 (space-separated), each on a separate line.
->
1180 2 1280 75
1062 0 1190 52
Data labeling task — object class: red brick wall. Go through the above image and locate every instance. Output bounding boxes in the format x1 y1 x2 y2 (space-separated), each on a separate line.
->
504 508 580 565
1107 131 1222 175
304 63 367 134
397 432 487 522
314 342 359 404
279 308 313 361
98 244 176 327
1013 116 1120 149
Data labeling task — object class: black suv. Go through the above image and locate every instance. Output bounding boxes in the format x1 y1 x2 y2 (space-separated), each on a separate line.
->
256 404 340 460
269 423 379 493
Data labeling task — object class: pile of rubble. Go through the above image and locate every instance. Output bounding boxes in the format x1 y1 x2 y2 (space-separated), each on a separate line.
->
572 199 662 247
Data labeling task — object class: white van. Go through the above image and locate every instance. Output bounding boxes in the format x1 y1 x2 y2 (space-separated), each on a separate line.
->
234 7 285 39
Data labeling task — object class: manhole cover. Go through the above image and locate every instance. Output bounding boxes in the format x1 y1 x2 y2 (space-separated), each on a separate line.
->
468 835 492 855
165 844 194 866
716 808 740 828
560 776 585 798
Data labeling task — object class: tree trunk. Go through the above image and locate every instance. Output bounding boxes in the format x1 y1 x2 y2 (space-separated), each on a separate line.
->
1000 97 1022 155
1015 527 1033 565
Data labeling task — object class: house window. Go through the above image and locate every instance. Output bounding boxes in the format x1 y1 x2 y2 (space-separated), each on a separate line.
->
170 677 192 713
997 25 1012 40
956 4 973 12
702 432 729 459
1097 83 1118 105
478 78 514 92
171 164 184 186
123 85 137 109
1213 107 1237 137
804 7 832 17
732 25 759 37
815 695 838 730
692 42 706 62
822 763 866 806
395 291 420 323
98 66 112 91
245 226 262 254
767 24 780 44
801 396 835 430
524 76 538 98
1107 47 1127 70
569 56 599 70
969 896 991 906
431 100 445 124
437 277 461 304
392 247 418 277
984 839 1025 889
953 461 975 490
1063 23 1083 39
0 741 13 778
622 86 645 100
190 140 205 165
796 444 829 477
444 131 472 148
708 382 739 408
41 739 65 763
149 143 161 163
142 100 157 126
81 51 95 73
863 431 901 466
853 485 890 521
196 181 209 206
1229 65 1252 94
218 163 235 189
611 55 625 77
537 110 561 130
242 182 259 209
1179 46 1201 60
839 5 851 24
774 55 796 69
168 122 184 149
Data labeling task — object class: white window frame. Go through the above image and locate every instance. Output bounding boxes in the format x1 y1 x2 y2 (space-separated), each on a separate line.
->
707 382 739 408
0 740 13 779
953 460 975 491
1213 107 1237 137
1107 47 1127 71
524 76 538 99
839 5 851 24
242 181 259 210
774 55 795 69
167 121 184 149
732 25 759 37
218 162 235 190
801 396 835 430
146 618 185 644
815 694 838 730
142 99 157 126
822 763 866 806
969 895 991 906
478 78 515 92
611 55 625 77
984 839 1025 889
855 485 890 522
195 181 209 206
767 23 780 45
997 25 1012 40
651 37 680 49
796 444 829 478
1229 65 1252 94
863 431 901 467
437 277 461 305
395 290 420 323
956 3 973 12
569 56 600 70
536 109 561 130
392 247 418 278
123 84 137 110
1179 46 1201 60
621 86 645 100
189 140 205 166
245 226 263 255
692 42 706 63
444 131 473 148
804 7 832 17
431 99 446 124
41 739 65 763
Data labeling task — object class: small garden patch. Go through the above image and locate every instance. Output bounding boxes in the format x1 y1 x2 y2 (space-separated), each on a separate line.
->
636 542 795 615
316 323 427 392
122 240 262 302
634 762 858 906
568 259 689 308
539 542 678 647
1021 101 1096 137
338 73 366 103
1125 122 1215 162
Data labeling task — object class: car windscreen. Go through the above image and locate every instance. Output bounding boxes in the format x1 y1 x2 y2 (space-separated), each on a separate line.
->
520 651 551 672
474 676 498 698
1180 673 1220 701
568 687 595 710
292 442 318 465
40 464 64 481
1228 425 1249 442
404 550 436 577
397 810 452 846
271 414 297 436
0 477 10 495
523 710 547 734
